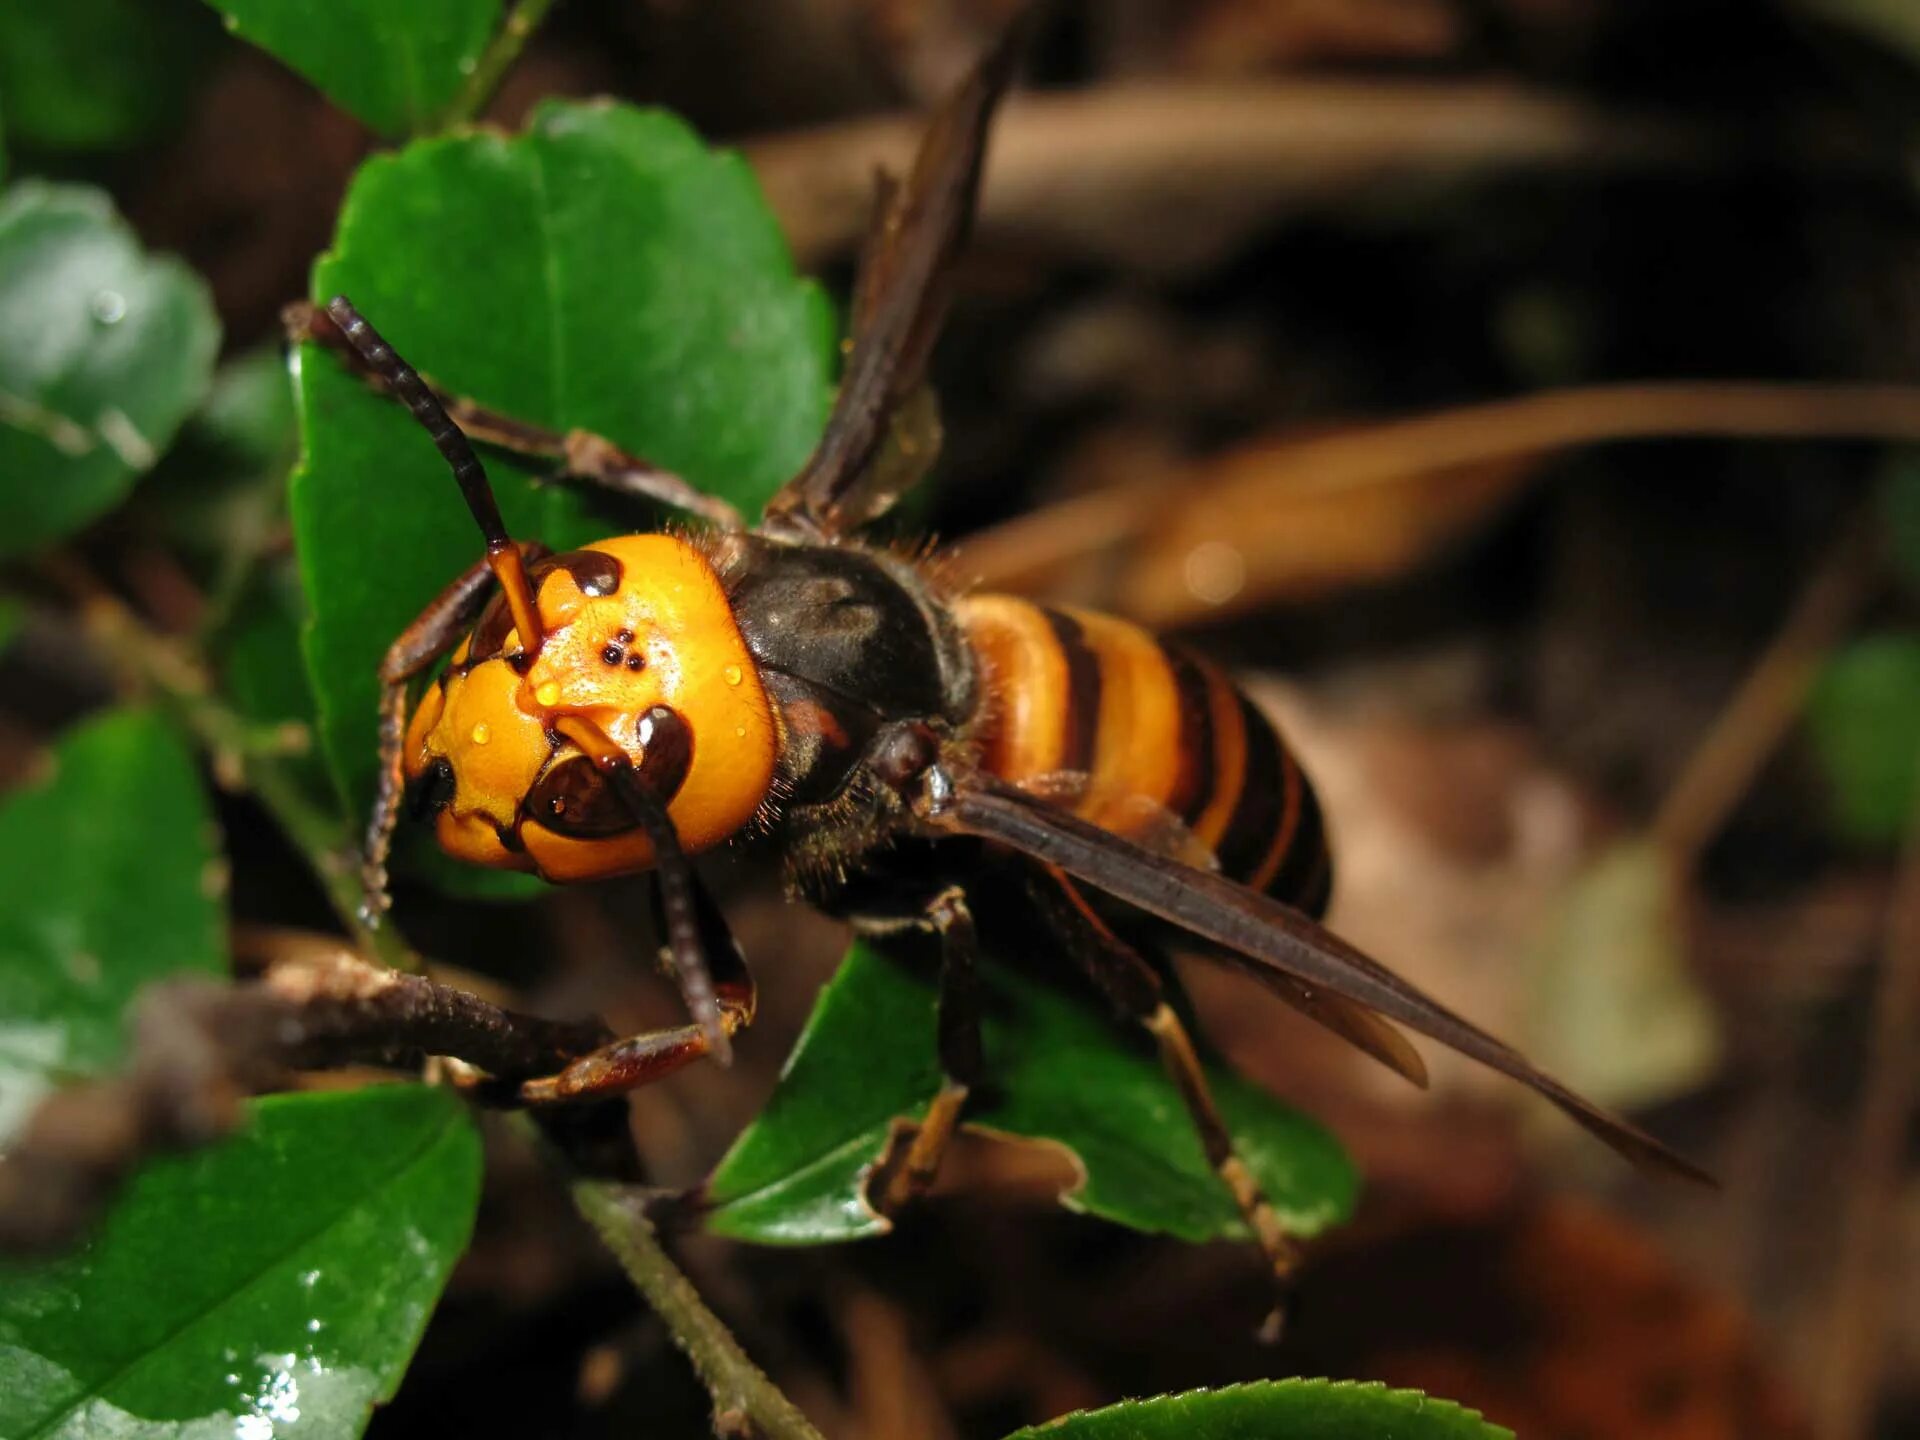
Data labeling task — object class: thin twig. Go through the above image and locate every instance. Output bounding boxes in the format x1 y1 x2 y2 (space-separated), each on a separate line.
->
0 948 609 1252
437 0 559 130
748 81 1701 271
572 1179 829 1440
1651 512 1878 868
1818 774 1920 1440
957 380 1920 620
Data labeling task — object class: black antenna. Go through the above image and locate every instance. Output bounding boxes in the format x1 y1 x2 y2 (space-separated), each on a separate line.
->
325 296 545 655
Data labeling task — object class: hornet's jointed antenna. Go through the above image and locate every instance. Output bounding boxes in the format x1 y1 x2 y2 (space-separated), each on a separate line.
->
325 295 546 659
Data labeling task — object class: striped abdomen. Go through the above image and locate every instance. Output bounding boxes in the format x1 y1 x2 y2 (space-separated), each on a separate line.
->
955 595 1332 917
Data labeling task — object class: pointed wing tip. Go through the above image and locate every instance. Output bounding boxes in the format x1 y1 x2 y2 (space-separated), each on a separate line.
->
1378 1026 1430 1090
1564 1106 1716 1188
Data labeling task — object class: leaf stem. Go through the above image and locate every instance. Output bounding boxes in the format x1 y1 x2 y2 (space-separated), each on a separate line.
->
572 1179 828 1440
438 0 558 130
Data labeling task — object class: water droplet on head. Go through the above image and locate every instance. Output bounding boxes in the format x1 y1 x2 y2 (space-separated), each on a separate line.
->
723 664 742 687
734 725 746 739
470 722 491 746
90 290 127 325
535 681 560 707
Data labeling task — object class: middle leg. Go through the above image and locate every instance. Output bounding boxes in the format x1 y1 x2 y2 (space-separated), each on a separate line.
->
858 885 985 1211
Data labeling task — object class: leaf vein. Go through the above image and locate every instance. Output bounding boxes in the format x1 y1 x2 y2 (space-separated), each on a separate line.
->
20 1097 463 1440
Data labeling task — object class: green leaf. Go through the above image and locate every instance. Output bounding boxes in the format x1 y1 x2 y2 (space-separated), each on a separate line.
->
1806 633 1920 844
1004 1380 1513 1440
198 345 300 474
293 101 833 830
0 708 223 1147
705 942 1357 1245
204 0 502 138
0 0 215 153
0 1085 482 1440
0 183 220 560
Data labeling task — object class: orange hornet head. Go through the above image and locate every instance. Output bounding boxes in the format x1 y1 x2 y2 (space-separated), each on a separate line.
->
402 534 776 883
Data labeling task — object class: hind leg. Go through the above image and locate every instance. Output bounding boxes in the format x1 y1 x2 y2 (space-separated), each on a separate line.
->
1029 866 1302 1335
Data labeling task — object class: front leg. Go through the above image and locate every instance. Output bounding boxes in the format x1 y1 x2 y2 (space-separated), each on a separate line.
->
288 301 742 530
363 547 546 919
521 871 758 1104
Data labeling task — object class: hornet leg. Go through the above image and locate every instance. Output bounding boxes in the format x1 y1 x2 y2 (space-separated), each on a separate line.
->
519 872 757 1104
363 543 546 920
865 885 984 1210
288 301 742 530
1031 866 1302 1337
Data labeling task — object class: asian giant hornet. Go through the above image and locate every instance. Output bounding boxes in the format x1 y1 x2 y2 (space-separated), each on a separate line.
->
293 19 1707 1314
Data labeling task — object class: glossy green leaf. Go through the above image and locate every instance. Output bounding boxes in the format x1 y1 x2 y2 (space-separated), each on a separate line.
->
1806 633 1920 844
0 708 223 1147
293 101 834 832
204 0 502 138
0 0 215 153
705 942 1357 1245
1004 1380 1513 1440
0 1085 481 1440
0 183 220 560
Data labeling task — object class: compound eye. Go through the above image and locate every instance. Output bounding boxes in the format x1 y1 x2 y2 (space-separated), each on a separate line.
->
526 755 640 838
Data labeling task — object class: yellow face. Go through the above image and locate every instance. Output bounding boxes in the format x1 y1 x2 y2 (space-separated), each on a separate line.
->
403 534 777 883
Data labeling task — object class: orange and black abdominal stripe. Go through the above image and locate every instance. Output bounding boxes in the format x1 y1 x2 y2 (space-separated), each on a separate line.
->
955 595 1331 915
402 534 778 883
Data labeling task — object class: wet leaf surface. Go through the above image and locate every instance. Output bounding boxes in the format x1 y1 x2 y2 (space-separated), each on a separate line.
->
0 184 219 560
0 1085 481 1440
1001 1380 1513 1440
204 0 502 137
292 100 833 830
706 941 1357 1245
0 708 223 1147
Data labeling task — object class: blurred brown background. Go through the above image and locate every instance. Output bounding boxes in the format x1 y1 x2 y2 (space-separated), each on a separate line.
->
8 1 1920 1437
